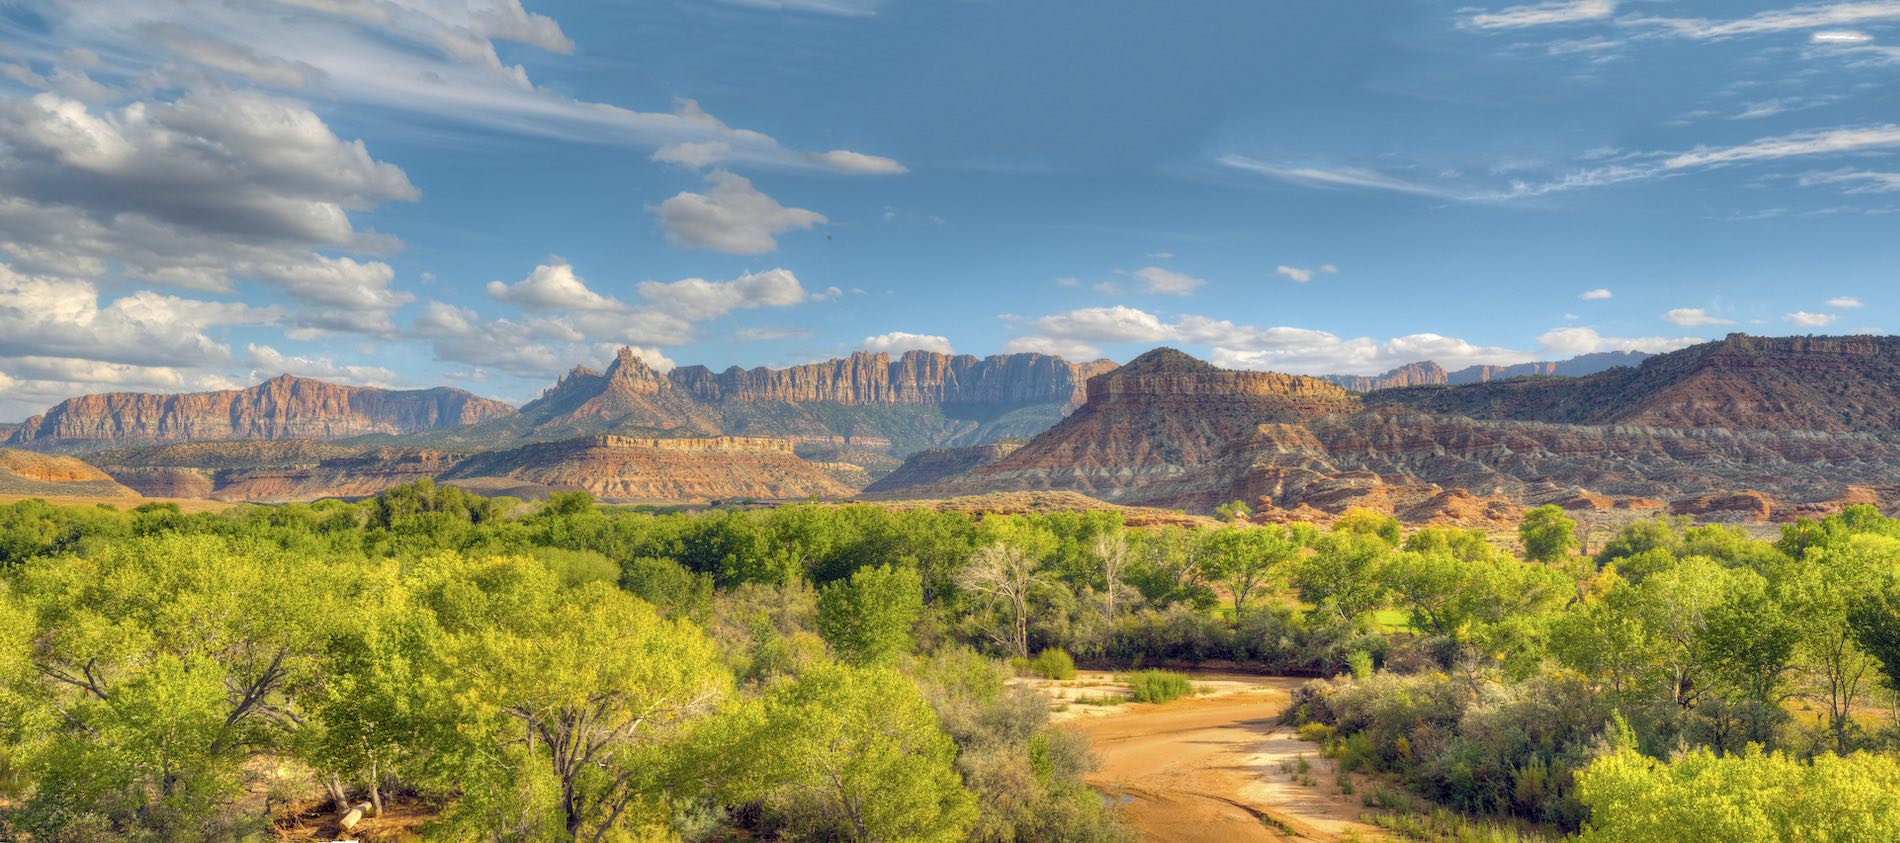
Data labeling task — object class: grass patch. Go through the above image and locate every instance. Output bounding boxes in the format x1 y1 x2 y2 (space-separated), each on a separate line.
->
1122 669 1194 704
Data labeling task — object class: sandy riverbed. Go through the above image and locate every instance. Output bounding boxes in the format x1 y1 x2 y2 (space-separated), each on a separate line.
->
1048 673 1386 842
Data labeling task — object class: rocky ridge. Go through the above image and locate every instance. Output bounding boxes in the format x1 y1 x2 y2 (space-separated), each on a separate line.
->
871 338 1900 524
7 375 515 452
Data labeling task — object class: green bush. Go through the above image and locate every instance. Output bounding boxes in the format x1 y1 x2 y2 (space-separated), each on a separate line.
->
1028 647 1077 680
1123 670 1193 704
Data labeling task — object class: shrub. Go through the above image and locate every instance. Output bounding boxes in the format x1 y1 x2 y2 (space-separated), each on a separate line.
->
1123 670 1193 704
1027 647 1077 680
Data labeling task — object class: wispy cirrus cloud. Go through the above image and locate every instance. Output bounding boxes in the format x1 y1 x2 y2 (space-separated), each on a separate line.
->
1225 123 1900 203
1626 2 1900 40
1463 1 1617 30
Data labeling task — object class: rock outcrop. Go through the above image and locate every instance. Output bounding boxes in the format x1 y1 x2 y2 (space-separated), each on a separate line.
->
0 449 139 498
873 340 1900 523
7 375 516 451
444 435 862 502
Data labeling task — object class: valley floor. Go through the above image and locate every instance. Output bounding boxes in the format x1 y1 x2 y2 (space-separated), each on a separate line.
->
1051 673 1386 842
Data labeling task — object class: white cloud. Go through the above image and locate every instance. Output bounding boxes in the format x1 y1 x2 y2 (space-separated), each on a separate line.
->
1275 264 1339 283
486 259 621 312
1663 307 1736 326
1465 1 1616 30
716 0 880 16
651 170 826 254
1002 304 1702 374
1054 276 1080 287
1827 296 1866 308
635 268 809 320
1663 125 1900 169
1092 281 1123 296
1133 266 1206 296
1786 310 1840 326
1578 288 1613 300
733 326 813 342
1218 155 1462 199
33 5 903 176
1630 4 1900 40
0 264 277 368
805 149 908 175
861 332 955 355
1800 169 1900 193
0 87 419 335
1813 29 1875 43
243 343 397 385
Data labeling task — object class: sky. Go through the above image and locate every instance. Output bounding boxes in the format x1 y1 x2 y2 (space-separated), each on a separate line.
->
1 0 1898 420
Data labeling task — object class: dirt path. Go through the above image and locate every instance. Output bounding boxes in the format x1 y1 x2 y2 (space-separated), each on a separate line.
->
1062 677 1385 842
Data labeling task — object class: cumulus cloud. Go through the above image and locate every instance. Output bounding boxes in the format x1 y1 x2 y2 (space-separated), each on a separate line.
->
1578 288 1613 300
1786 310 1840 326
486 259 621 312
0 87 419 335
636 268 809 320
1827 296 1866 308
1004 303 1702 373
1133 266 1206 296
862 332 955 355
0 264 277 368
1663 307 1736 326
244 343 398 385
651 171 826 254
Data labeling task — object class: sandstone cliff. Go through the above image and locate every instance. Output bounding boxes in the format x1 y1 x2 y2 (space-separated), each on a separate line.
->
444 435 861 502
502 347 1116 458
8 375 516 451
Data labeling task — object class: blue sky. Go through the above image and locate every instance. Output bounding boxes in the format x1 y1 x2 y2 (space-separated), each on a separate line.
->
1 0 1897 418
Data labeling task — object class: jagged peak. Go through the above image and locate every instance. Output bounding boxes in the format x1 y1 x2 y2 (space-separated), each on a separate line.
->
605 347 668 383
1112 347 1219 376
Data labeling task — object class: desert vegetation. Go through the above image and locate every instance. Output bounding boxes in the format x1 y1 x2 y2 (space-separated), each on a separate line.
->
1 489 1899 840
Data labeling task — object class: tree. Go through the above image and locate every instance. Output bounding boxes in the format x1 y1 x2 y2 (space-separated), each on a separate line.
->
422 558 731 840
1297 530 1391 624
1202 526 1300 624
737 664 976 842
958 543 1051 659
1576 745 1900 842
1332 508 1402 546
1519 505 1580 563
1092 530 1137 618
1214 500 1252 523
1850 584 1900 704
818 564 925 666
1783 540 1885 753
4 533 334 838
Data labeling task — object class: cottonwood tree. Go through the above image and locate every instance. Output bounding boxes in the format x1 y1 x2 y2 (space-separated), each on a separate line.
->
736 663 976 842
4 533 335 837
818 564 925 665
1519 505 1581 563
420 556 730 841
1092 531 1137 619
1203 526 1300 624
959 543 1051 659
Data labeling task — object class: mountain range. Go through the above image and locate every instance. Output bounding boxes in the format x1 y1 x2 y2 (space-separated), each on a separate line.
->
4 336 1895 524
